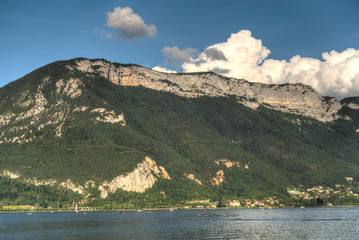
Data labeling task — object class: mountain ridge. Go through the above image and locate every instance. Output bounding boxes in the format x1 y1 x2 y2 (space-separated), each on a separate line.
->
67 58 342 122
0 57 359 205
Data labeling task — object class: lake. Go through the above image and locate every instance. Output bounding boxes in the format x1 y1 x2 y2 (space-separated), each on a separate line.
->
1 207 359 239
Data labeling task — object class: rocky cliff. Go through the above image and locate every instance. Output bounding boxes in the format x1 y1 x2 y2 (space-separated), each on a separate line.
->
0 74 126 143
99 156 170 198
70 58 342 122
1 157 170 198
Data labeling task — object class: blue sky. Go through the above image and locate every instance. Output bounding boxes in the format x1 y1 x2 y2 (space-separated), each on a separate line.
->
1 0 359 98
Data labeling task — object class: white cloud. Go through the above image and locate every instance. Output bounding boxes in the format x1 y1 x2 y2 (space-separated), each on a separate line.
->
152 66 177 73
183 30 271 79
102 7 157 40
175 30 359 99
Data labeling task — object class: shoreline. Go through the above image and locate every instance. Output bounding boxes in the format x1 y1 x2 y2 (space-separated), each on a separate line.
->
1 205 359 213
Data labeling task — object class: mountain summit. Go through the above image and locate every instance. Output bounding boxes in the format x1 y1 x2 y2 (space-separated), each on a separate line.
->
73 58 342 122
0 58 358 202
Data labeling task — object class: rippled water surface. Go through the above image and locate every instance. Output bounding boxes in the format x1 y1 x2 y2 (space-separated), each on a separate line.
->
1 207 359 239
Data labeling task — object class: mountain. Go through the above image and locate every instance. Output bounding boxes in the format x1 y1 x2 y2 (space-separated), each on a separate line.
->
0 58 359 205
74 58 342 122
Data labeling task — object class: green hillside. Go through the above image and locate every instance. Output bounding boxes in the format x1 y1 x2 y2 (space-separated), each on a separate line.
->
1 59 359 207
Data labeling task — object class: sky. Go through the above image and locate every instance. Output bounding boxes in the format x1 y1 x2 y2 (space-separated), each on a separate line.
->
1 0 359 99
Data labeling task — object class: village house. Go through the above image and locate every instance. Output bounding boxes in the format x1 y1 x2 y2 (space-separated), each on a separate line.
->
227 200 241 207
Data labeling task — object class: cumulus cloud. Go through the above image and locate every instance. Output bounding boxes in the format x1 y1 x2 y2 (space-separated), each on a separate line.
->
161 46 197 67
152 66 177 73
203 48 227 61
101 6 157 40
174 30 359 99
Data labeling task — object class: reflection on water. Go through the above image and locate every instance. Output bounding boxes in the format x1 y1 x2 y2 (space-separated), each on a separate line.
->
1 207 359 239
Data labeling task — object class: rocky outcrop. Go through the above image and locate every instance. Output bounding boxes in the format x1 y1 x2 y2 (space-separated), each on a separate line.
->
56 78 83 99
91 108 126 125
341 97 359 110
98 157 170 198
184 173 202 185
346 103 359 110
215 159 240 168
1 156 170 198
70 58 342 122
214 159 250 169
210 170 224 186
210 160 250 186
0 170 86 194
1 170 20 179
0 75 126 143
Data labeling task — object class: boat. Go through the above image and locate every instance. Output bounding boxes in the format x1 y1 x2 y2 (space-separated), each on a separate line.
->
75 203 78 213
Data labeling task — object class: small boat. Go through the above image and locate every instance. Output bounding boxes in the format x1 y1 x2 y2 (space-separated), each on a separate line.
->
75 204 78 213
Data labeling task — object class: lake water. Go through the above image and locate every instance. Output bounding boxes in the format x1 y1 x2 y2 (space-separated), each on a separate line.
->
1 207 359 239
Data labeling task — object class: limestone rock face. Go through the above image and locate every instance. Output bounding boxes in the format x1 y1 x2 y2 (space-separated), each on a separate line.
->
1 157 170 198
98 157 170 198
0 170 86 194
71 59 342 122
0 75 126 143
